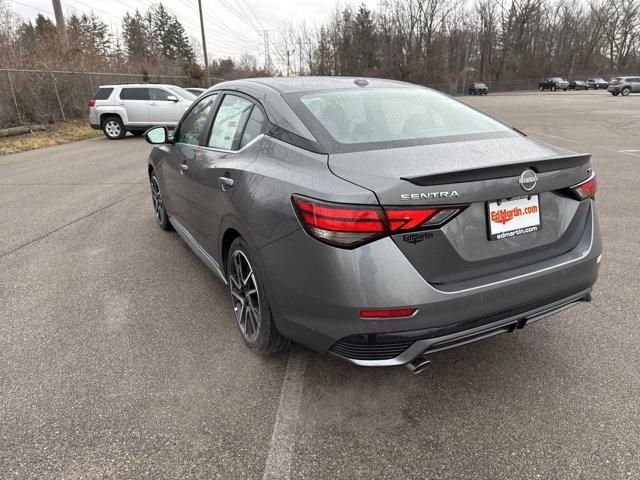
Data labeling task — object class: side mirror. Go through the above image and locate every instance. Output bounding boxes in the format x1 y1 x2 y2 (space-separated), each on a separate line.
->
145 126 170 144
166 95 178 102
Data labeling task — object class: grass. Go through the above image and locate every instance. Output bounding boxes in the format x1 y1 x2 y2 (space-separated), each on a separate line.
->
0 121 102 155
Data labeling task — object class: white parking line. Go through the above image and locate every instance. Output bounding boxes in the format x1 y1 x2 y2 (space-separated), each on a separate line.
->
262 348 308 480
529 131 640 157
618 149 640 156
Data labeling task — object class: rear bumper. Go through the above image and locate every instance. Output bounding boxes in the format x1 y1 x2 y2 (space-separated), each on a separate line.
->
90 123 101 130
330 287 592 365
258 202 601 365
608 86 621 93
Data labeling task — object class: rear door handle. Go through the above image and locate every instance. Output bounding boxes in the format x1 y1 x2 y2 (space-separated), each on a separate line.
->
218 176 234 191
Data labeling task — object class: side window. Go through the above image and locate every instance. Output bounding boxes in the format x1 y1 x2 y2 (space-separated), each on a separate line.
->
208 95 254 150
94 87 113 100
149 88 173 101
176 94 217 145
240 107 265 148
119 88 149 100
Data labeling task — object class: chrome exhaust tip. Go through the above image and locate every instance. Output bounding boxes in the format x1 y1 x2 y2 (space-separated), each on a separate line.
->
405 355 431 374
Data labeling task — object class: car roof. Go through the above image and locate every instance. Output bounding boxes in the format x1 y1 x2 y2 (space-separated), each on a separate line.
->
98 83 178 88
210 76 411 94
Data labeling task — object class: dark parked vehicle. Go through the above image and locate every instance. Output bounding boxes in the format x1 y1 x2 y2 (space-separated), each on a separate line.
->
468 82 488 95
569 80 588 90
586 78 608 89
607 76 640 96
539 77 569 91
144 77 601 371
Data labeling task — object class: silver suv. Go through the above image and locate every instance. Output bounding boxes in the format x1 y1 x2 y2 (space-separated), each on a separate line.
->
88 84 196 139
608 76 640 96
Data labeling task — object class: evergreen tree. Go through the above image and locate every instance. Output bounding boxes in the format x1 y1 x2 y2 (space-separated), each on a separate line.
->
122 10 149 59
353 4 377 72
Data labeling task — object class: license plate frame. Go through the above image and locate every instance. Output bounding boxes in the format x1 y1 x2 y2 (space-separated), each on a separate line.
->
487 195 542 240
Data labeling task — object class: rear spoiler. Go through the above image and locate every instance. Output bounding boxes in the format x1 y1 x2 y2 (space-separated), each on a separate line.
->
401 154 590 186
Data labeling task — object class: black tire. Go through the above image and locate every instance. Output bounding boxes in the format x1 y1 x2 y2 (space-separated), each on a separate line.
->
622 87 631 96
102 116 126 140
539 86 544 91
149 171 172 231
612 92 619 96
551 85 556 91
226 237 293 355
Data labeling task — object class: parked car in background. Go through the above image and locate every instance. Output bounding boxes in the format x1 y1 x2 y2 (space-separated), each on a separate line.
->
586 78 608 89
186 87 207 96
608 76 640 96
88 84 196 139
468 82 488 95
539 77 569 91
569 80 588 90
144 76 601 371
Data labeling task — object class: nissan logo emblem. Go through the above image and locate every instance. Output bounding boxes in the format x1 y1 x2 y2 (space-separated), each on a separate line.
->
519 169 538 191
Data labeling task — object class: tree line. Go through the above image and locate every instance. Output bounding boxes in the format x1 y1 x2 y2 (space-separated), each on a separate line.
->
303 0 640 85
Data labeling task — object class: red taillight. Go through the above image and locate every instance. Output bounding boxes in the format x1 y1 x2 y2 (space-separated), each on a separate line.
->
360 308 417 318
88 98 96 107
292 196 386 247
292 195 464 248
571 172 597 200
385 207 461 232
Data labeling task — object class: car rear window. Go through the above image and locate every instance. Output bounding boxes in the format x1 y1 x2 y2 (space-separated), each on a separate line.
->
292 87 514 147
120 88 149 100
94 87 113 100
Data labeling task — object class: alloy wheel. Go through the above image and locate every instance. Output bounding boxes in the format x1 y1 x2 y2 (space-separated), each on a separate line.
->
105 120 121 138
228 249 261 343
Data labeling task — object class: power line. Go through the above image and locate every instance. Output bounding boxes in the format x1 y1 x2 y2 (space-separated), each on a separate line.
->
218 0 259 32
237 0 264 31
7 0 55 16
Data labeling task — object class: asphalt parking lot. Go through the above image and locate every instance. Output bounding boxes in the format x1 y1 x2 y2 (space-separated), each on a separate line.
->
1 90 639 479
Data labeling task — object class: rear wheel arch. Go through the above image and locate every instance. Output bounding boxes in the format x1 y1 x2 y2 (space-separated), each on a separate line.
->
100 112 122 126
221 228 242 276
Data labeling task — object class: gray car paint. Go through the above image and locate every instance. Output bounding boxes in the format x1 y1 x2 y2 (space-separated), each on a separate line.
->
148 77 601 366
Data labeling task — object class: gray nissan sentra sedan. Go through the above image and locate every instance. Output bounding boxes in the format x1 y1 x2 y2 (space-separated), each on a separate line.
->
144 77 601 372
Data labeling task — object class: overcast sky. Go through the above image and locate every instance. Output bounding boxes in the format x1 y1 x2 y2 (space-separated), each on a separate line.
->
8 0 378 63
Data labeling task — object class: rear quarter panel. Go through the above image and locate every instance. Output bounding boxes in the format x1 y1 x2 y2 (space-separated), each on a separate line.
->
223 136 378 257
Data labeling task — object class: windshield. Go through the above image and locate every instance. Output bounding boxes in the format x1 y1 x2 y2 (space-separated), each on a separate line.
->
168 86 197 101
292 87 514 147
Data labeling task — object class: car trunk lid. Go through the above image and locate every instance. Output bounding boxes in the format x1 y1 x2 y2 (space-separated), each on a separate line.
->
328 136 593 285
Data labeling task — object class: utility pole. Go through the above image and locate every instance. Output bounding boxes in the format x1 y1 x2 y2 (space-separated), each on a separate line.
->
197 0 210 86
51 0 66 45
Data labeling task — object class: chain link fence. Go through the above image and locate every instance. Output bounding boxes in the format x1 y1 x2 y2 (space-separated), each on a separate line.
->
0 69 199 129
